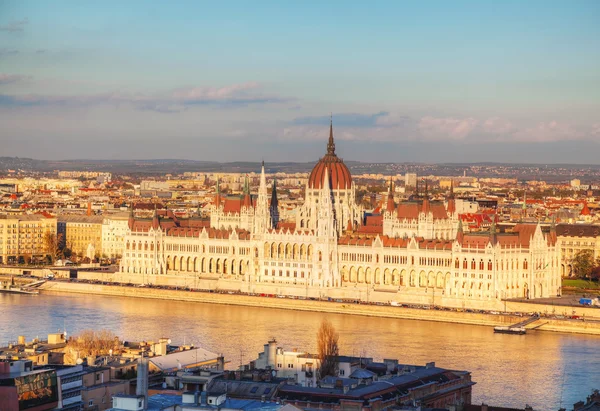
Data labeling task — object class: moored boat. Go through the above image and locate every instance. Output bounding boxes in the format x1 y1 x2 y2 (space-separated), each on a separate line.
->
494 326 526 335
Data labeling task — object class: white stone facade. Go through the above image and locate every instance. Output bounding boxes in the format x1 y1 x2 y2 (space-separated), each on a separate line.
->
118 134 561 305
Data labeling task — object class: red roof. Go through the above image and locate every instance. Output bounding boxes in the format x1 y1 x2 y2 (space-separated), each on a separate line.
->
307 123 352 190
581 202 591 216
396 203 420 220
396 201 448 220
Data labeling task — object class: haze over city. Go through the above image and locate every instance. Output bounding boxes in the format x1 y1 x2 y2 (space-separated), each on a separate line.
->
1 1 599 163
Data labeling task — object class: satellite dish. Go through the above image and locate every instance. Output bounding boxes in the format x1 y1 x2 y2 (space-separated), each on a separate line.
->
271 370 276 378
76 358 83 365
167 339 172 344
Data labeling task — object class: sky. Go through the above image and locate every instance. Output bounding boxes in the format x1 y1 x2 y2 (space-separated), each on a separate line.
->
1 1 599 164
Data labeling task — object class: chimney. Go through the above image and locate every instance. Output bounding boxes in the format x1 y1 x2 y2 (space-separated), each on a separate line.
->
136 357 149 411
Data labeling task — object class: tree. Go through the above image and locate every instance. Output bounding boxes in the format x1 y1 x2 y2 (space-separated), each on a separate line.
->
23 253 32 265
317 319 339 380
64 329 121 364
43 231 63 263
572 250 596 279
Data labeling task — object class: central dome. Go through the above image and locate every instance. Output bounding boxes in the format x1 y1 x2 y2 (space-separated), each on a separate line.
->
308 121 352 189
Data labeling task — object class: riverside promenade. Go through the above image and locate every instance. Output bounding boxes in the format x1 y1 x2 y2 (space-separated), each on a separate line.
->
37 279 600 336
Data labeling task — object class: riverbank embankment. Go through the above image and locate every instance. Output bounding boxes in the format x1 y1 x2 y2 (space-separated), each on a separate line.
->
36 280 600 335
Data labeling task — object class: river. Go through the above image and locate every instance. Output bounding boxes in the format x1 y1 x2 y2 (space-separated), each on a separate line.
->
2 292 598 409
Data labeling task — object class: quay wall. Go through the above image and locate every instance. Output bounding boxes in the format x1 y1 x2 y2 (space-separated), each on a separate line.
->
44 269 600 320
36 281 600 335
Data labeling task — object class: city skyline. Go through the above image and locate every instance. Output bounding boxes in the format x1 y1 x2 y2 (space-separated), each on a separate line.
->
1 1 599 163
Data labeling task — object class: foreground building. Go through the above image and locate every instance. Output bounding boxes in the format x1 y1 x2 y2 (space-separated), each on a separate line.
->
118 123 561 308
245 339 474 409
0 359 59 411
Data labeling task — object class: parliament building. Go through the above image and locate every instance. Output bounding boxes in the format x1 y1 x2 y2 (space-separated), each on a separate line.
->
118 122 561 308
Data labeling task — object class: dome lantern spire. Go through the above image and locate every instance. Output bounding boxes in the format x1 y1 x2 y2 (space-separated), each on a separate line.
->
327 114 335 156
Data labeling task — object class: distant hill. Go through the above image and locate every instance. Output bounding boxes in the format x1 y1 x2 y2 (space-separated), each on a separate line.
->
1 157 599 181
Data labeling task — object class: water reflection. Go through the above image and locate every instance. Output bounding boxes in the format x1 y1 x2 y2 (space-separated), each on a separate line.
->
2 293 598 409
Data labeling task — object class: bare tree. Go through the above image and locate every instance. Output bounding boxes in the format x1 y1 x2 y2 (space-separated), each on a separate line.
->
43 231 63 263
317 319 339 380
65 329 121 363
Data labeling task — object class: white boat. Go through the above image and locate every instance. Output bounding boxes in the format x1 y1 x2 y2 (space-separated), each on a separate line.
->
494 326 526 335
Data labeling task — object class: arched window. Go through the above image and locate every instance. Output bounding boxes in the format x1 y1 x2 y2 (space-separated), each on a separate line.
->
479 260 484 270
471 259 476 270
455 258 460 269
463 259 468 269
488 260 492 271
523 259 528 270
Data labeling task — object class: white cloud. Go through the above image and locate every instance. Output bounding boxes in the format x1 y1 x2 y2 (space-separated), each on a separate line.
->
0 82 292 112
418 116 478 140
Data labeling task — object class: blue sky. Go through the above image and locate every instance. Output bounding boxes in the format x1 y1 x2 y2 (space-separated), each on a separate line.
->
1 1 599 163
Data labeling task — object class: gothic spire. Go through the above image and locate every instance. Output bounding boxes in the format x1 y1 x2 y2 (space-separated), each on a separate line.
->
489 214 497 244
214 178 221 207
327 114 335 156
128 203 135 230
447 179 456 215
242 174 252 208
422 178 430 214
270 178 279 229
386 175 395 212
270 178 278 206
456 218 464 244
152 205 160 230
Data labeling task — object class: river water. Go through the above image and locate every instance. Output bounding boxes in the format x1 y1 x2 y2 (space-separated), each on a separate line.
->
2 292 598 410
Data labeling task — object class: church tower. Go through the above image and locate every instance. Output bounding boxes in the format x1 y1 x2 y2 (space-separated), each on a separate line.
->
253 162 270 234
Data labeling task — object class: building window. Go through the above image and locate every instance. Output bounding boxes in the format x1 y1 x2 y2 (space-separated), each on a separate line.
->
339 369 345 376
89 400 94 406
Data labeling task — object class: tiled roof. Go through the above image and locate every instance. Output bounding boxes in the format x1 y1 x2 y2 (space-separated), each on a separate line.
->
556 224 600 237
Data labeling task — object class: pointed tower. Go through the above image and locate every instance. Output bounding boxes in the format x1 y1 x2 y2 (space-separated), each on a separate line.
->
254 161 270 233
270 178 280 229
128 204 135 230
447 180 456 215
421 179 430 214
456 218 464 244
242 174 252 209
327 114 335 155
214 178 221 207
386 176 395 213
489 214 497 245
210 178 222 230
151 205 160 230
